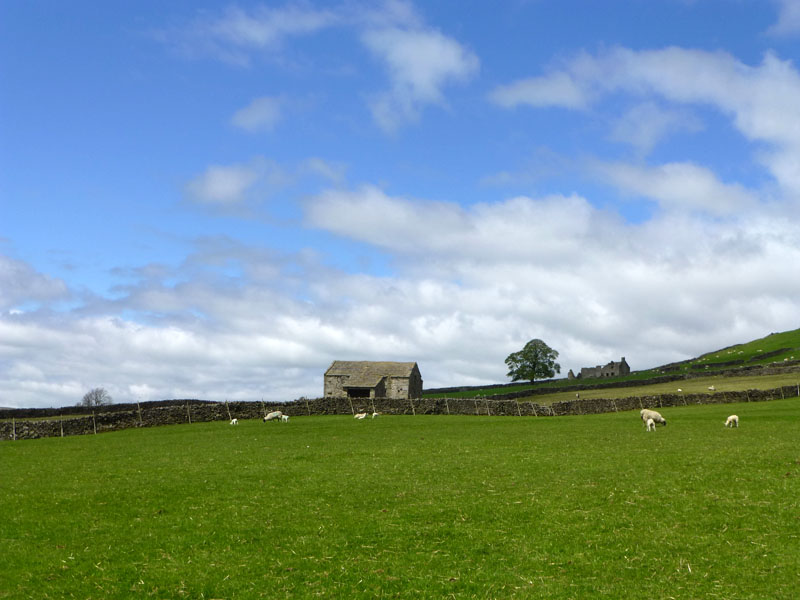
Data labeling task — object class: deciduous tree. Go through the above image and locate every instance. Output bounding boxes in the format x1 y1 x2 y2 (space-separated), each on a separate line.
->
79 387 112 407
505 339 561 383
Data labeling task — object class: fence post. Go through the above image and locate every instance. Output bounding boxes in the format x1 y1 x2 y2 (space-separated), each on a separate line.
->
186 402 192 424
137 401 143 426
474 399 479 415
92 412 97 435
515 400 522 417
746 391 750 402
781 387 785 400
347 396 355 416
485 398 491 416
445 397 450 415
658 395 662 408
12 418 16 441
60 419 64 438
409 397 416 416
612 400 618 412
225 400 232 421
530 402 537 417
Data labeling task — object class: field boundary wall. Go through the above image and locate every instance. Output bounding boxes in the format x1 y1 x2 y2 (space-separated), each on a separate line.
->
2 385 799 441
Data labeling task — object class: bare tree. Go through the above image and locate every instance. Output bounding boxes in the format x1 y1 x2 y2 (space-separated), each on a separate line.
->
79 387 113 407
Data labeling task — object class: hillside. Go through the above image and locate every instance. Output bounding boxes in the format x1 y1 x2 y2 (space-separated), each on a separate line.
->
424 327 800 399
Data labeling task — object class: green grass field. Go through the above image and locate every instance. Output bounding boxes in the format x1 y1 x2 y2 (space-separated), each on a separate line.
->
2 399 800 599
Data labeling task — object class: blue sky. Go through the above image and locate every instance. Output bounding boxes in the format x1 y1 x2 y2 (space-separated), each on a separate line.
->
2 0 800 407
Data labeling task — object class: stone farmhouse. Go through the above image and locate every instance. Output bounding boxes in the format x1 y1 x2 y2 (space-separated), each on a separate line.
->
569 357 631 379
324 361 423 400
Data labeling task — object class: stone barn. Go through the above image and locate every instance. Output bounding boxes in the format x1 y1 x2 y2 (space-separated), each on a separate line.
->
324 361 423 400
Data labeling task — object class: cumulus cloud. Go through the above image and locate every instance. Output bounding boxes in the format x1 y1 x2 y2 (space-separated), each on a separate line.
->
165 3 339 65
184 157 289 207
609 102 703 155
492 47 800 193
489 70 590 110
768 0 800 36
164 1 477 131
591 161 758 215
362 26 479 131
231 96 283 132
0 255 69 311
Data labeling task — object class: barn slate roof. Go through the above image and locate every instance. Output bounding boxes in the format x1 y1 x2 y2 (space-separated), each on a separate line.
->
324 361 418 388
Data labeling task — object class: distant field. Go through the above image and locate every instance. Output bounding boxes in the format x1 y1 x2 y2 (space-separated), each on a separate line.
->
524 372 800 404
2 399 799 598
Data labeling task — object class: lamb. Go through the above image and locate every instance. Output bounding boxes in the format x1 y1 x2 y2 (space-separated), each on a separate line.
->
230 418 238 425
640 408 666 427
725 415 739 428
708 385 716 391
646 418 656 432
281 414 290 423
372 412 380 419
264 411 283 422
354 412 367 419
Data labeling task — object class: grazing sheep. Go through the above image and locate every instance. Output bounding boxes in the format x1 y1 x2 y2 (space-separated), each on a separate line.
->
354 412 367 419
677 388 682 393
708 385 716 391
372 412 380 419
640 408 666 427
230 418 238 425
725 415 739 428
281 414 289 423
264 411 283 422
646 418 656 432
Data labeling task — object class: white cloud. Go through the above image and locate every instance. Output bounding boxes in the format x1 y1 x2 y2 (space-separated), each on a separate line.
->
489 70 590 110
184 157 290 207
591 161 758 215
168 3 339 65
768 0 800 36
362 26 479 131
231 96 283 132
0 255 68 310
492 47 800 194
609 102 703 154
185 162 264 206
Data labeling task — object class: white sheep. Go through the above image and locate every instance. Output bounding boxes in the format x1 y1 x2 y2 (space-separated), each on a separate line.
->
640 408 666 427
354 412 367 419
264 411 283 422
230 418 238 425
708 385 716 392
725 415 739 428
281 414 290 423
371 412 380 419
646 418 656 432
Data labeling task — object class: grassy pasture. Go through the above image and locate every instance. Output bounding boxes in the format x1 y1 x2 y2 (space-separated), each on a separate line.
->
2 400 800 599
524 372 800 404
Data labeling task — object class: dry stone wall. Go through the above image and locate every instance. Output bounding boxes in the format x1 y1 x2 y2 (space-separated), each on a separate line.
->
2 385 798 441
